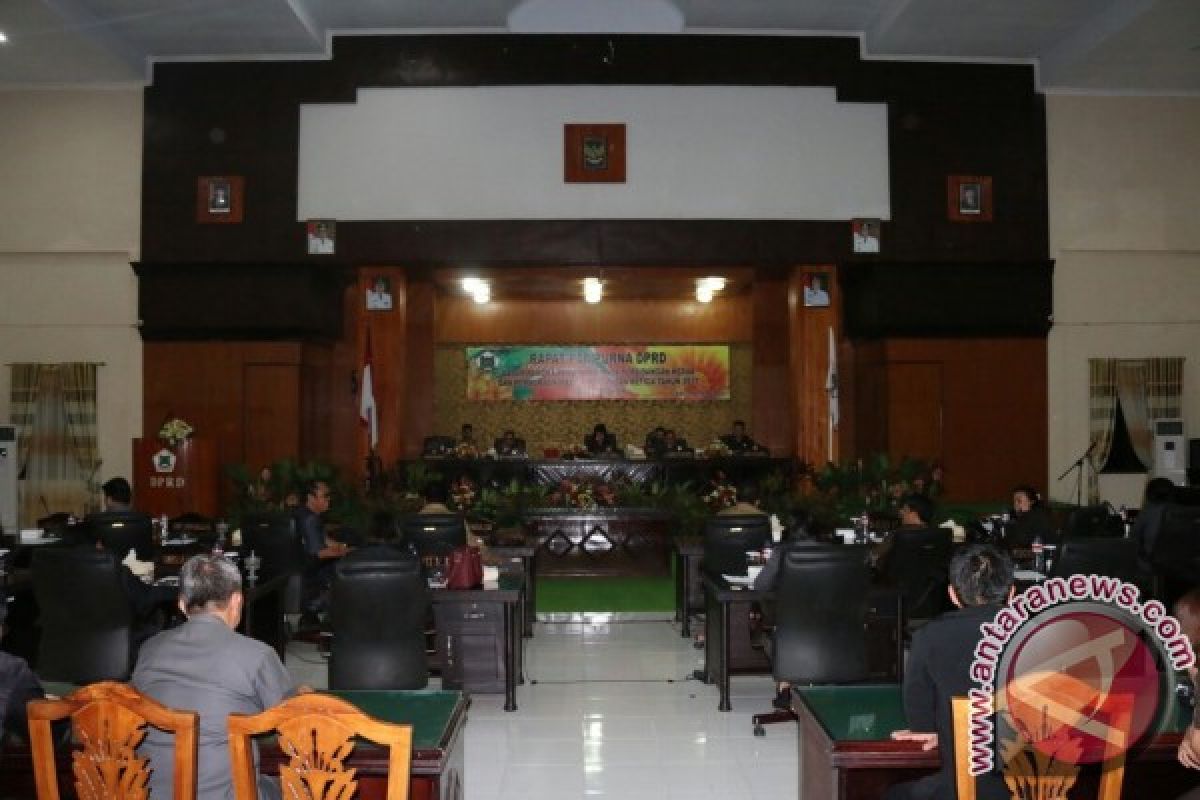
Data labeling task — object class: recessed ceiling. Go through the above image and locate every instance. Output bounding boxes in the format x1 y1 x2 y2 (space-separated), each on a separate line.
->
0 0 1196 92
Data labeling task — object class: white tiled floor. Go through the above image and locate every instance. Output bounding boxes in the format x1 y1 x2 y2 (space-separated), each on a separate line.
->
286 618 799 800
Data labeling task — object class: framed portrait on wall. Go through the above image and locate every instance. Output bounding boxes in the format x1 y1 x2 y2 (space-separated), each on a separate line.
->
306 219 336 255
851 218 881 253
196 175 244 224
803 273 831 308
366 276 393 311
946 175 993 222
564 123 626 183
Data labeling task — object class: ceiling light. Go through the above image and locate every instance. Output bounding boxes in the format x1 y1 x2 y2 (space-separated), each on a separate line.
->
0 32 8 44
461 277 484 293
700 276 726 292
472 283 490 304
583 277 603 304
696 285 714 303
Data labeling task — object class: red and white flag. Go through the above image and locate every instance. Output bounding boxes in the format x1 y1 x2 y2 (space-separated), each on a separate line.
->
360 329 378 450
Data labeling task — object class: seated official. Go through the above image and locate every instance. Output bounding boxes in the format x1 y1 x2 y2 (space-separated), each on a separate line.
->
0 600 45 739
292 479 350 617
719 420 764 454
494 429 526 457
584 423 619 455
885 544 1013 800
871 494 936 572
102 476 134 512
134 555 298 800
1003 484 1055 549
718 481 768 517
661 429 692 455
644 427 667 457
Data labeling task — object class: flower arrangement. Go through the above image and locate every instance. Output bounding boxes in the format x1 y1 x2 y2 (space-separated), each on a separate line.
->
455 441 479 459
158 417 194 447
450 475 477 511
548 478 617 510
704 471 738 511
704 439 732 458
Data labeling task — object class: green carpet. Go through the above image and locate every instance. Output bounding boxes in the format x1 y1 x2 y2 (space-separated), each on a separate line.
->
537 576 674 613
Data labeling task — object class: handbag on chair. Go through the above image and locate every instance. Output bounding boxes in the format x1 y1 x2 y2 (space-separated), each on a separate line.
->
445 546 483 590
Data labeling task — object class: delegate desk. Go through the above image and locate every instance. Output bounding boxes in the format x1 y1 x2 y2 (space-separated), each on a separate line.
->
431 574 524 711
794 684 1196 800
523 507 674 577
0 690 468 800
488 540 537 637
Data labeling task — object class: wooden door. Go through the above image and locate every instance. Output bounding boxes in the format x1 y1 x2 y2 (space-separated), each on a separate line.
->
885 362 943 462
243 364 301 468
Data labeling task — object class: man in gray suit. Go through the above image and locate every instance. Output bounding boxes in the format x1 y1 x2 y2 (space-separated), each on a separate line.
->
134 554 297 800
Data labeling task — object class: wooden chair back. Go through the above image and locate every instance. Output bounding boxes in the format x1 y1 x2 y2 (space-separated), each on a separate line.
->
951 695 1128 800
26 681 198 800
227 692 412 800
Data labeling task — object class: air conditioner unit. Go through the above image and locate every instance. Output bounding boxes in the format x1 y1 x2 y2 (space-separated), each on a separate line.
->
1153 418 1187 485
0 425 17 535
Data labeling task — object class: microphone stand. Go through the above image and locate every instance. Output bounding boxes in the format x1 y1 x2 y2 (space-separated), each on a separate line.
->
1057 440 1097 507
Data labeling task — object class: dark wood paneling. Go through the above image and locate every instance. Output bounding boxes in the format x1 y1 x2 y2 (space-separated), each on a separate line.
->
403 272 436 459
355 268 409 467
791 266 840 466
436 296 752 344
243 364 301 469
885 362 943 462
752 270 793 456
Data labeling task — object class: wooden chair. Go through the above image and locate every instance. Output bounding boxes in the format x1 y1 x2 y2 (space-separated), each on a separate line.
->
27 681 198 800
951 696 1128 800
228 692 413 800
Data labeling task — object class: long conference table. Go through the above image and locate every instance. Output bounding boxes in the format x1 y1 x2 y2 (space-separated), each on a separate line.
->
409 455 794 489
794 684 1197 800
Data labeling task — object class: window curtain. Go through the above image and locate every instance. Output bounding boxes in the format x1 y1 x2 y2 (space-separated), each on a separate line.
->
9 363 100 527
1087 360 1118 503
1088 357 1185 502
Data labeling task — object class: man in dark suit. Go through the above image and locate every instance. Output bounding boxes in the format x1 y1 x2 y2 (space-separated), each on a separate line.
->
719 420 762 454
495 429 526 457
886 543 1013 800
584 423 619 455
101 476 133 511
662 429 692 455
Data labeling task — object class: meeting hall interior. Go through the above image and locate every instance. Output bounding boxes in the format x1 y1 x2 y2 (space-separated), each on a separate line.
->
2 1 1200 799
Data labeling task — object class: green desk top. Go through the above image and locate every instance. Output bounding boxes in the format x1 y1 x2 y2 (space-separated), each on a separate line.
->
329 690 464 749
796 683 1191 743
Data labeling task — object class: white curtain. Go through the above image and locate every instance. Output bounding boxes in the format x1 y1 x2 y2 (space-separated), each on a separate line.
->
1114 361 1153 469
1087 360 1118 503
9 363 100 526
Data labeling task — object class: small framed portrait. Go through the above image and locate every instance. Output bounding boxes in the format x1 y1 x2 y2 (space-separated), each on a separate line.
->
947 175 993 223
851 218 881 254
564 123 626 183
196 175 244 224
803 273 831 308
306 219 336 255
366 276 393 311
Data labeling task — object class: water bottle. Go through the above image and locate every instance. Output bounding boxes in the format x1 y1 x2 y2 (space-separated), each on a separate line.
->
1032 535 1045 574
855 512 870 545
159 513 170 541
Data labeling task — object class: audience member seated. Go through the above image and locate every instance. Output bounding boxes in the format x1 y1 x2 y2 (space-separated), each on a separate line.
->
92 535 177 651
719 481 768 517
419 483 454 515
885 544 1013 800
584 423 619 455
1003 484 1055 549
102 476 133 512
1173 588 1200 798
644 426 667 457
872 494 936 571
0 600 44 738
134 554 298 800
78 476 152 553
291 479 349 619
719 420 765 454
1133 477 1176 567
661 429 693 455
494 429 527 457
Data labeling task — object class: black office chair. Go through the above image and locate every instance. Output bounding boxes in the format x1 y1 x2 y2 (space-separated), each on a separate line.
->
1063 504 1124 538
1150 504 1200 608
752 542 872 735
32 548 134 682
882 527 954 624
85 511 155 560
329 551 430 689
701 515 772 577
169 512 216 541
401 514 467 560
1049 536 1139 582
241 512 305 618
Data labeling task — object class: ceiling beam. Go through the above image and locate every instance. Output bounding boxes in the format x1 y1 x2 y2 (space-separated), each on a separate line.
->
863 0 918 52
1038 0 1157 86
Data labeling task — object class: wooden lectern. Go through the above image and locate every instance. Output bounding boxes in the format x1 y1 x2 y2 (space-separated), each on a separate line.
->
132 438 219 518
